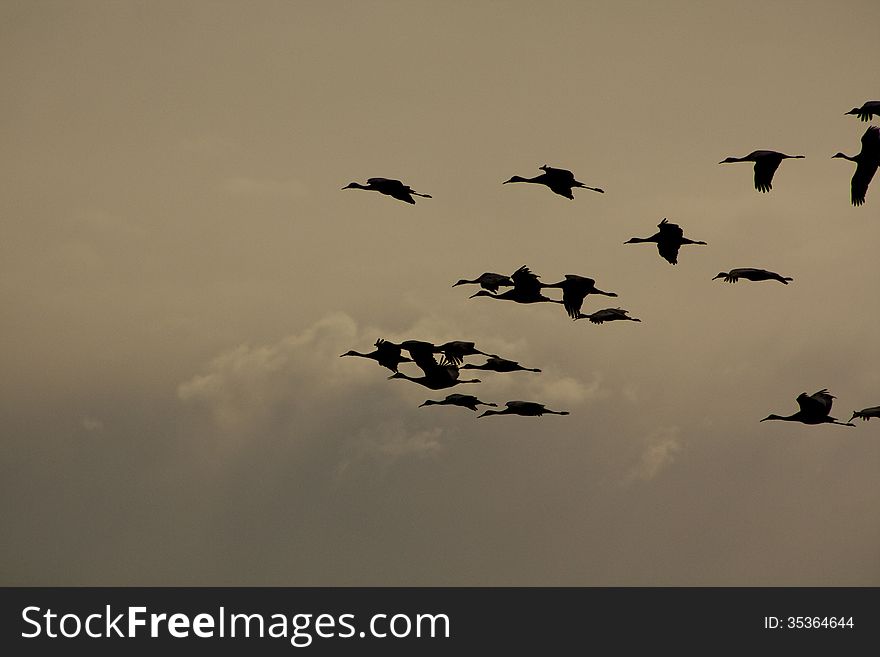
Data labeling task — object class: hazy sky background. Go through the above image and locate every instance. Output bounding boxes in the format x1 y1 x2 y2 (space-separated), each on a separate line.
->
2 0 879 585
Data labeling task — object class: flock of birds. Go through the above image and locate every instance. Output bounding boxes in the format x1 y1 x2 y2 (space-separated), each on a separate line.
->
341 101 880 425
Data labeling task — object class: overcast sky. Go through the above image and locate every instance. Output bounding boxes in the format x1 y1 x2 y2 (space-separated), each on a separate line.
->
2 0 879 585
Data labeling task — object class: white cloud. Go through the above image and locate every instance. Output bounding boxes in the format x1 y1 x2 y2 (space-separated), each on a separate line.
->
335 421 444 479
624 427 682 484
177 312 364 434
81 416 105 432
177 312 450 472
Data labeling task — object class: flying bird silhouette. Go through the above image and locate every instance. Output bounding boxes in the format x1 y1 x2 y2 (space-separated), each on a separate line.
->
388 366 481 390
845 101 880 122
575 308 641 324
712 268 793 284
461 357 541 373
388 339 496 367
832 125 880 206
719 150 804 192
478 401 570 418
761 389 855 426
543 274 618 319
469 265 564 306
452 272 514 294
624 218 707 265
849 406 880 423
387 340 482 389
419 394 497 412
342 177 432 204
340 338 412 372
502 165 604 199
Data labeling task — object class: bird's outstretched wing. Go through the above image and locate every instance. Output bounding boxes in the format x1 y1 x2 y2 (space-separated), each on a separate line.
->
852 126 880 205
511 265 542 295
753 158 781 193
657 240 681 265
796 389 832 417
402 341 440 374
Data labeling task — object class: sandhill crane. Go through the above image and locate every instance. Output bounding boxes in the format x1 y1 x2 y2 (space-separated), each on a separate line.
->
543 274 618 319
387 339 496 367
387 340 482 389
832 125 880 206
575 308 641 324
469 265 564 306
478 400 570 418
419 394 497 412
719 150 804 192
849 406 880 423
845 101 880 122
436 341 499 366
624 218 707 265
461 357 542 373
760 389 855 426
342 177 432 204
452 272 513 293
502 165 604 199
388 368 481 390
340 339 412 372
712 268 793 284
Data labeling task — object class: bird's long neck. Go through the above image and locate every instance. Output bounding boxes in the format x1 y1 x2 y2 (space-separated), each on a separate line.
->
626 236 655 244
833 152 857 162
761 413 797 422
681 238 707 245
341 350 368 358
478 409 504 417
505 175 539 184
594 288 617 297
545 410 570 415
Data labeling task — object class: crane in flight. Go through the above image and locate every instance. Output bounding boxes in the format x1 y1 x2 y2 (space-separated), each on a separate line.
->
502 164 604 199
478 401 570 418
719 150 804 193
760 389 855 427
342 177 432 204
712 268 793 284
624 218 707 265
